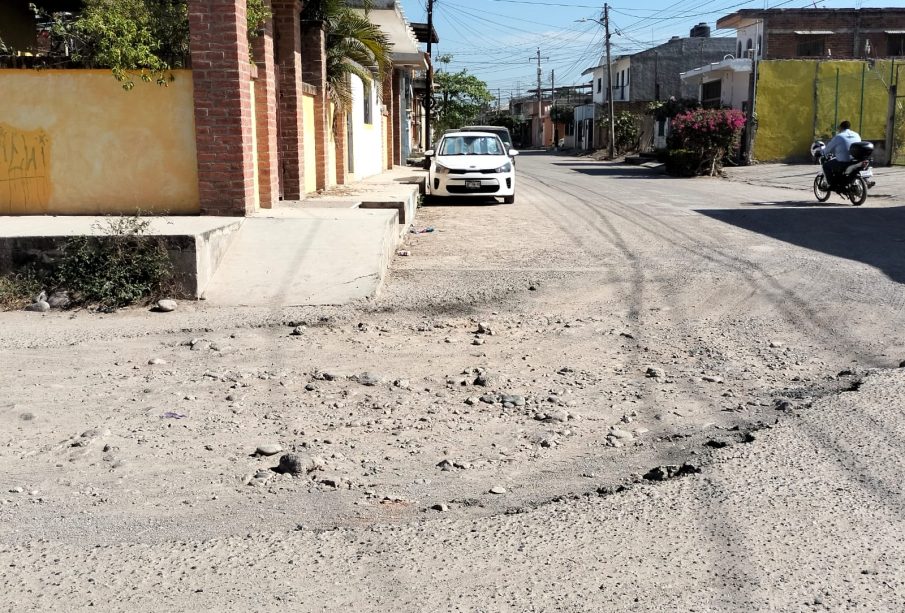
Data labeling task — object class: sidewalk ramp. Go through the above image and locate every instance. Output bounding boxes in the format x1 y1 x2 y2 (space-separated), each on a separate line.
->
202 209 400 306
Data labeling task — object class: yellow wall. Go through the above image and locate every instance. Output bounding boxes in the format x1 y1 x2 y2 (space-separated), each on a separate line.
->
383 115 389 170
302 93 317 194
755 60 894 162
0 69 199 215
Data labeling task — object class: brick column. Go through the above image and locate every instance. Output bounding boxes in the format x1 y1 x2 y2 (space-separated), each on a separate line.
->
273 0 304 199
384 69 395 170
252 0 279 208
188 0 256 216
301 21 329 191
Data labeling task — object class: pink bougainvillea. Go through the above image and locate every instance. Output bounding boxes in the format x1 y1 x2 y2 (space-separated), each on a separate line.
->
669 109 746 176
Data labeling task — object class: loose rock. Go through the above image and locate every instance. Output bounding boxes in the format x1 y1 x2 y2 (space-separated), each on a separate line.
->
155 299 177 312
354 372 383 387
643 463 700 481
608 427 634 440
277 453 316 475
47 291 70 309
256 443 282 457
473 371 492 387
24 301 50 313
489 485 507 495
500 394 526 407
477 322 494 335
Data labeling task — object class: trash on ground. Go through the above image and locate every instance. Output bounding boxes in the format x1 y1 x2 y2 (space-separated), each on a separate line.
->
409 226 435 234
396 250 411 256
160 411 187 419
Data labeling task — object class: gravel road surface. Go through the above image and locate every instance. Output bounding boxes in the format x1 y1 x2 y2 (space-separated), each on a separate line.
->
2 152 904 611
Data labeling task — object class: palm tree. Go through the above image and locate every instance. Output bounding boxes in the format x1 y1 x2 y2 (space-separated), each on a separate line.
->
302 0 393 113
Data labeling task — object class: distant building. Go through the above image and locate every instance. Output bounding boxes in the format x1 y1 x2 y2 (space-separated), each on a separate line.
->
681 7 905 163
575 24 734 151
582 25 735 105
717 7 905 60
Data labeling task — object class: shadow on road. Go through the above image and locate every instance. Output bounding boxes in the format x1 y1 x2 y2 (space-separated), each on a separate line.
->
550 163 669 179
699 205 905 283
422 197 507 207
741 200 850 208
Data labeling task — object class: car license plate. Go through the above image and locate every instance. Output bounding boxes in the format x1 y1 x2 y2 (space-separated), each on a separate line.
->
465 180 481 190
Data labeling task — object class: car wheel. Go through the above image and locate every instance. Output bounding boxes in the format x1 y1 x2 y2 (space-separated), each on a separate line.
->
503 195 515 204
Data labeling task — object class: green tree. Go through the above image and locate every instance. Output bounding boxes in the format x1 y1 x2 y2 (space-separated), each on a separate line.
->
432 55 494 133
49 0 270 89
303 0 392 113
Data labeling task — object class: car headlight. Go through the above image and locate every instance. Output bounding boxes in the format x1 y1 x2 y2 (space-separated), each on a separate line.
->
493 162 512 173
434 162 450 175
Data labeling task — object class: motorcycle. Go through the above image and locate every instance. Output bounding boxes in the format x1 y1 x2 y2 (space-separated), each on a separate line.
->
811 140 875 206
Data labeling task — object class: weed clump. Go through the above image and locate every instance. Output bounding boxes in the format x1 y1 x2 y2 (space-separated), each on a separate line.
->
0 215 174 312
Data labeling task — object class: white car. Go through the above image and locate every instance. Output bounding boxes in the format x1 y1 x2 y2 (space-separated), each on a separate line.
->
425 131 519 204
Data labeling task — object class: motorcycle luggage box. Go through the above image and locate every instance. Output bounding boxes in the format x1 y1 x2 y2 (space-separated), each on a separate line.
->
850 141 874 161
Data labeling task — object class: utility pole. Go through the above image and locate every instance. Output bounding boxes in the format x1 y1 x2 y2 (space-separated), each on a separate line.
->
551 69 556 110
604 3 616 159
551 70 556 147
531 48 549 147
425 0 435 149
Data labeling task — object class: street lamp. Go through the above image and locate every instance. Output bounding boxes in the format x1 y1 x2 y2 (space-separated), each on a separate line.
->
578 8 616 160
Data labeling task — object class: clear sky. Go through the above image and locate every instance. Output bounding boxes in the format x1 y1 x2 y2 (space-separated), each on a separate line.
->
398 0 905 104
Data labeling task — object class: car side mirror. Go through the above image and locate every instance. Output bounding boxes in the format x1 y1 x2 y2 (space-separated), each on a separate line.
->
424 150 434 158
509 149 520 157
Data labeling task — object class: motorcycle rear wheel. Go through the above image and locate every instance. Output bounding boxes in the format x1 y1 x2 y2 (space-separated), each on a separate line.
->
813 174 831 202
848 176 868 206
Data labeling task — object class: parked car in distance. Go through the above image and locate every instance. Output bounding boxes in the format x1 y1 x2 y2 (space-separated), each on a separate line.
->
460 125 514 154
424 131 519 204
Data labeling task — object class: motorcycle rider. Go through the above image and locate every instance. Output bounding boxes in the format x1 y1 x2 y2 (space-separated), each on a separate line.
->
824 120 861 184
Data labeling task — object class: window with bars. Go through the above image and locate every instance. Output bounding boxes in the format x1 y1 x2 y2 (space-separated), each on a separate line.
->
796 35 826 57
701 80 722 109
889 34 905 56
363 86 373 125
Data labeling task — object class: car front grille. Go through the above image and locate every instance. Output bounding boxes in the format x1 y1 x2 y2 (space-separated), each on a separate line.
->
448 168 499 174
446 184 500 194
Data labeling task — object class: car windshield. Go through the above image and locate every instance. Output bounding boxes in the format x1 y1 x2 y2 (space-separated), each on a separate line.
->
439 135 504 156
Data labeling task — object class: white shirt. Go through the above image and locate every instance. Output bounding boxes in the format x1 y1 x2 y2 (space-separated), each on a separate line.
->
825 129 861 162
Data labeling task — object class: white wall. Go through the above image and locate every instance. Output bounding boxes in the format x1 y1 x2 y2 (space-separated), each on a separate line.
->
728 72 750 109
590 57 632 104
736 23 763 59
613 56 632 101
349 74 384 181
590 66 606 104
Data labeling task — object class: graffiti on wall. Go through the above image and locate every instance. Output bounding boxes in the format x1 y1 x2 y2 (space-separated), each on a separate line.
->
0 123 51 214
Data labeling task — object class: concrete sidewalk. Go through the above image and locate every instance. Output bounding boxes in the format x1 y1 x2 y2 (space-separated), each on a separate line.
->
722 162 905 199
0 167 428 307
272 166 426 227
201 167 428 306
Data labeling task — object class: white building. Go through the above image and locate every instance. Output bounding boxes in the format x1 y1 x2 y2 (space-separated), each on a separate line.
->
679 58 753 111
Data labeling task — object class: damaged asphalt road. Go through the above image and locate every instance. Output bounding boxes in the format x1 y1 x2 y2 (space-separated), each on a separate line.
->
2 152 905 610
